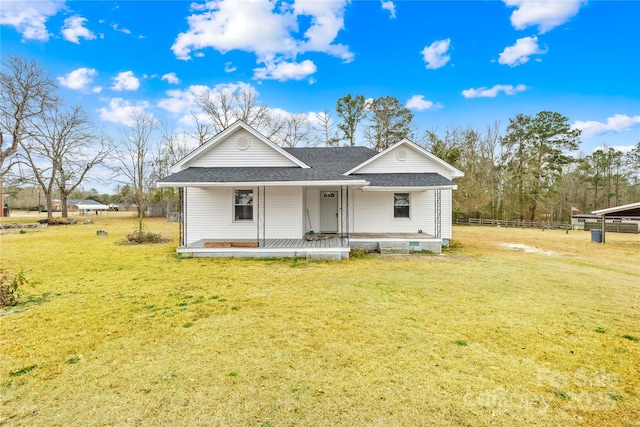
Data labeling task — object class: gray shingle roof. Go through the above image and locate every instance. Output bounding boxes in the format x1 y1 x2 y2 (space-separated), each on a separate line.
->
284 146 377 173
352 173 456 187
159 147 457 188
157 167 367 184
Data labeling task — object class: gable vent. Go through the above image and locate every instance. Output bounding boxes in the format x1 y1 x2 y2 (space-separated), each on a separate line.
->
396 149 407 161
236 136 250 150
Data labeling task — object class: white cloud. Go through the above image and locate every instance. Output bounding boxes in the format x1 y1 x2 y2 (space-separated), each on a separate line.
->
0 0 64 41
406 95 443 111
158 85 210 115
111 22 131 34
224 62 237 73
572 114 640 138
381 1 396 19
171 0 351 80
97 98 152 126
421 39 451 70
61 15 96 44
504 0 586 33
462 84 528 98
158 82 259 126
111 71 140 91
57 67 98 90
499 36 546 66
161 72 180 85
253 60 317 81
293 1 352 61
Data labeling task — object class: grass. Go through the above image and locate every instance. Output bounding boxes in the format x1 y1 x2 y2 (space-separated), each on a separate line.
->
0 216 639 426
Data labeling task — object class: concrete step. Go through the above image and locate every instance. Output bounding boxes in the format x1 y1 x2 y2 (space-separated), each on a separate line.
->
378 241 411 254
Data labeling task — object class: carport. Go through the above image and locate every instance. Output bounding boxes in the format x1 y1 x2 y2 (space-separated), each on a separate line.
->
591 201 640 243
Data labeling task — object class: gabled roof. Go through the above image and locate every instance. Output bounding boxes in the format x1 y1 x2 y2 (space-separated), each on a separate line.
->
344 139 465 178
170 121 309 173
284 146 377 173
158 124 465 188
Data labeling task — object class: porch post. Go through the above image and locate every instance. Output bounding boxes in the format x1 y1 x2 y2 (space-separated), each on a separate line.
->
179 187 185 246
340 186 349 243
435 189 442 239
256 186 266 246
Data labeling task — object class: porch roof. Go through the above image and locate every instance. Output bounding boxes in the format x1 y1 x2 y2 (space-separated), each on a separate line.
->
353 173 457 188
157 166 368 187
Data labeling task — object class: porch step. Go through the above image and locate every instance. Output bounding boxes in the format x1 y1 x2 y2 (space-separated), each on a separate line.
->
378 241 411 254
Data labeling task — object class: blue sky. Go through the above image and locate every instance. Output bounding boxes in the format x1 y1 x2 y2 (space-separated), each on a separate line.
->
2 0 640 158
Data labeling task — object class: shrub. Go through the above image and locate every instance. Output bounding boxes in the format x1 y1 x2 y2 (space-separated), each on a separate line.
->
0 270 27 307
125 230 170 244
46 218 71 226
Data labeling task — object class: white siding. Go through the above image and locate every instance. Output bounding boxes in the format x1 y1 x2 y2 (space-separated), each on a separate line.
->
185 187 256 244
264 187 302 239
184 186 302 244
350 190 434 234
187 129 299 168
356 145 453 178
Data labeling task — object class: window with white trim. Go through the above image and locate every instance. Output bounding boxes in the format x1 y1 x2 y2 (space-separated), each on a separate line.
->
393 193 410 218
234 189 253 221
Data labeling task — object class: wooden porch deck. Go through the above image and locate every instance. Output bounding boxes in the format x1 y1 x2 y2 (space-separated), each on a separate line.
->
187 236 348 249
178 233 443 260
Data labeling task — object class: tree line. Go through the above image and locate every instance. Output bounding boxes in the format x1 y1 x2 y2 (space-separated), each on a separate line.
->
1 55 638 223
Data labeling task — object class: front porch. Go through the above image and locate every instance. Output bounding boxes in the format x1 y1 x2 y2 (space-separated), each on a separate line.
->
177 232 443 260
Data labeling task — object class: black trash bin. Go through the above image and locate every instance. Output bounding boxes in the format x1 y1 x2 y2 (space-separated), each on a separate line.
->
591 229 602 243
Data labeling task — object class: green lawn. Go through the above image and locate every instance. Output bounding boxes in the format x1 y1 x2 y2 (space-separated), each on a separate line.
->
1 217 638 426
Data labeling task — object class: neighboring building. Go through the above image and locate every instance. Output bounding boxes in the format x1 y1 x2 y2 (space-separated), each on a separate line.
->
45 199 63 212
590 202 640 240
66 199 109 214
157 121 464 259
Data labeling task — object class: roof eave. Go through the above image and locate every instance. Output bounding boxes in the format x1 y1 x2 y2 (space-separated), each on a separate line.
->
157 179 369 188
361 185 458 192
592 201 640 215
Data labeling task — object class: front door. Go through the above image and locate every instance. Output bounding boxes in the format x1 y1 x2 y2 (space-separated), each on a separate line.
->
320 190 338 233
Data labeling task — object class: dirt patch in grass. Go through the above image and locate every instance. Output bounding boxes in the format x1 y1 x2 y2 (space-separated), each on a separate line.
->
502 242 559 256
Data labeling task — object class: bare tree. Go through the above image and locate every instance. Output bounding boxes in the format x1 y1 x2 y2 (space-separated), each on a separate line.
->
0 55 57 215
190 112 216 146
116 110 160 230
313 108 339 147
150 126 192 212
0 55 57 179
234 87 271 131
272 113 311 147
197 86 271 135
17 104 110 219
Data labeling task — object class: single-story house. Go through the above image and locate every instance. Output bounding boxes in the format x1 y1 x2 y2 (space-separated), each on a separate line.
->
157 121 464 260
